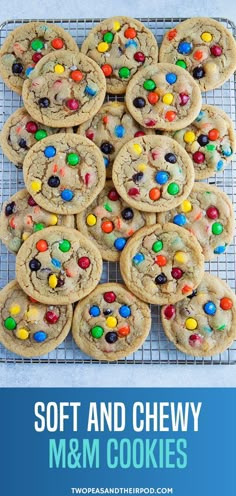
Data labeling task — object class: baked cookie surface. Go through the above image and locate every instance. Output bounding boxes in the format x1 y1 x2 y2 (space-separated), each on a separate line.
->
161 274 236 357
157 183 235 261
81 16 158 94
0 280 72 357
22 50 106 127
72 283 151 361
23 133 106 215
120 223 205 305
125 62 202 130
112 135 195 212
76 180 155 261
16 226 103 305
0 22 78 94
159 17 236 92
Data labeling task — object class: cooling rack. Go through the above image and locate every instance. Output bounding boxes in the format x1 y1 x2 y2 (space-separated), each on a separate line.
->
0 17 236 364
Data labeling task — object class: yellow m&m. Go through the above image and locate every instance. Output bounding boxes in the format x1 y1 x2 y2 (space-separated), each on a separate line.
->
22 232 30 241
181 200 192 213
201 32 213 42
97 42 109 53
26 307 39 320
49 214 58 226
132 143 143 155
184 131 196 144
16 328 29 340
86 214 97 226
10 304 21 315
54 64 65 74
162 93 174 105
185 318 198 330
174 251 188 264
31 180 42 193
137 163 147 172
113 21 121 31
49 274 58 289
106 316 118 328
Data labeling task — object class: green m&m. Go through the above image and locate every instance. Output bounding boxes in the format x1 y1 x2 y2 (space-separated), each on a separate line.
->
152 240 163 253
212 222 223 235
91 326 104 338
31 39 44 51
59 239 71 252
176 60 187 69
103 32 114 43
167 183 180 195
33 223 45 232
119 67 130 79
35 129 47 141
67 153 80 166
4 317 17 330
143 79 156 91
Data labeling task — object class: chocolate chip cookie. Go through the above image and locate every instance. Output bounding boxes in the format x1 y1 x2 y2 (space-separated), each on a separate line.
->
167 105 236 179
0 280 72 357
120 223 205 305
77 101 152 178
125 62 202 130
159 17 236 92
72 283 151 361
23 133 106 215
16 226 103 305
22 50 106 127
76 180 155 261
0 189 74 254
157 183 235 260
112 135 195 213
0 22 78 94
81 16 158 94
161 274 236 356
0 107 73 168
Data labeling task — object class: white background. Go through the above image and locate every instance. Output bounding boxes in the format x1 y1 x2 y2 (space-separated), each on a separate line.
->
0 0 236 387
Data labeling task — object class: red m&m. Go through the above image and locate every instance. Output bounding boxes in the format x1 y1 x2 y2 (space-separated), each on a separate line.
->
45 311 59 324
104 292 116 303
206 206 219 219
26 121 38 133
134 52 145 63
163 305 175 319
78 257 90 269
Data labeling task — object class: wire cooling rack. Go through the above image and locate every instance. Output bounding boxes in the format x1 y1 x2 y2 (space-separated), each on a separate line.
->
0 17 236 365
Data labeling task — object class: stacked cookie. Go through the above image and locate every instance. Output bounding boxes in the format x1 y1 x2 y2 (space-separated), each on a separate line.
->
0 17 235 361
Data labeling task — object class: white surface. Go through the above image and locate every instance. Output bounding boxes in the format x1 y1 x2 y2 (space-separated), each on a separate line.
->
0 1 236 387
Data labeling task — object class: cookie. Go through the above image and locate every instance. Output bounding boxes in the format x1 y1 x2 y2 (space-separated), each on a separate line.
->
112 135 195 213
0 22 78 94
72 283 151 361
0 280 72 357
120 223 205 305
157 183 235 261
0 107 74 168
77 101 152 178
159 18 236 92
23 133 106 215
22 50 106 127
161 274 236 357
125 62 202 131
0 189 74 255
15 226 103 305
167 105 236 179
76 180 155 261
81 16 158 95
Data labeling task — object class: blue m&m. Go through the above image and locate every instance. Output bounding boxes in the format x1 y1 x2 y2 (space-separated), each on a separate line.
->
125 40 138 48
44 146 56 158
155 171 169 185
85 86 97 96
216 160 224 171
203 301 217 315
25 66 34 77
166 73 177 84
33 331 47 342
51 258 61 268
214 244 226 255
119 305 131 318
89 305 100 317
195 111 204 122
178 41 192 55
133 253 145 265
104 157 109 168
173 213 187 226
115 125 125 138
61 189 74 201
114 238 127 251
222 147 232 157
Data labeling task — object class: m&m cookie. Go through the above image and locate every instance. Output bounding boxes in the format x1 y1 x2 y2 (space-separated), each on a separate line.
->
0 280 72 358
157 183 235 261
76 180 155 261
159 17 236 92
0 22 78 94
23 134 105 215
161 274 236 357
120 223 204 305
72 283 151 361
81 16 158 95
77 101 153 178
15 226 103 305
167 105 236 179
0 189 74 254
0 108 74 168
112 135 195 213
125 63 202 130
22 51 106 127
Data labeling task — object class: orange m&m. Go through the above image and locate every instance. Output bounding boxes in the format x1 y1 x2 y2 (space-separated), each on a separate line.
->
208 129 220 141
124 27 136 39
148 92 159 105
51 38 64 49
155 255 167 267
118 326 130 337
71 70 83 82
149 188 161 201
220 297 233 310
101 221 114 233
193 50 203 61
36 239 48 252
165 111 177 122
102 64 113 77
167 29 177 41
